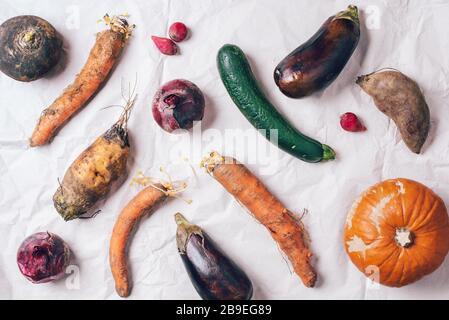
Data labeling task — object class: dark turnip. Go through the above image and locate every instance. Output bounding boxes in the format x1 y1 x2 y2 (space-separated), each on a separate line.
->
0 15 62 82
152 79 205 133
17 232 71 283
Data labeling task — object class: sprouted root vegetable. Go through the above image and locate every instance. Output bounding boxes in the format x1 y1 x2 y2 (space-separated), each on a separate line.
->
200 151 317 288
53 92 136 221
30 14 135 147
110 171 189 297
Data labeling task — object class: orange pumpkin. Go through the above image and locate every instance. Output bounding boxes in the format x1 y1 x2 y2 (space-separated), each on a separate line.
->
344 178 449 287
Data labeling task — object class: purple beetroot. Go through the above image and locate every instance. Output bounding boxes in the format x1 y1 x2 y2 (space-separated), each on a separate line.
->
17 232 71 284
152 79 205 133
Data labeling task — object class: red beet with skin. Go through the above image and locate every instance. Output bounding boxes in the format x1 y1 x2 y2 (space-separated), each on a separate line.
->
17 232 71 284
340 112 366 132
152 79 205 133
151 36 178 55
169 22 188 42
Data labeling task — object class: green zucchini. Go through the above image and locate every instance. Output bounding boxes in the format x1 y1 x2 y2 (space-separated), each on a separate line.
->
217 44 335 163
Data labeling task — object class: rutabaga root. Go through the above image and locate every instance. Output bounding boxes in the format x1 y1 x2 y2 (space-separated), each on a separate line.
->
201 152 317 287
30 15 134 147
53 95 136 221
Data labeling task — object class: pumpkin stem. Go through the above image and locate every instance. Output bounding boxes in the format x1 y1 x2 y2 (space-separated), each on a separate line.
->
395 228 414 248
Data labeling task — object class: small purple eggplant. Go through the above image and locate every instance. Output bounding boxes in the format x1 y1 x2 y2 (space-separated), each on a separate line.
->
175 213 253 300
152 79 205 133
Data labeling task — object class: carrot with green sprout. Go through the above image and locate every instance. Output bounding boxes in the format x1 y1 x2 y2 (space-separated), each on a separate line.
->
201 151 317 287
30 14 134 147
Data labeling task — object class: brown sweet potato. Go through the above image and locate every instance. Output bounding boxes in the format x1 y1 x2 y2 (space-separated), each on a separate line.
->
356 69 430 154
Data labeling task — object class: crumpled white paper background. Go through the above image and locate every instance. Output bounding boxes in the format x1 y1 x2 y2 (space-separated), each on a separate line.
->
1 0 449 300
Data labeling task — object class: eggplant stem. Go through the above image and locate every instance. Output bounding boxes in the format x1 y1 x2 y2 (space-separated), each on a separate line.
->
175 212 189 226
175 213 203 254
335 5 359 24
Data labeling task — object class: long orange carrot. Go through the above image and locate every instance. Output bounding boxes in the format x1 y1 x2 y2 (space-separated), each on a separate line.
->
30 15 133 147
109 184 167 297
201 152 317 287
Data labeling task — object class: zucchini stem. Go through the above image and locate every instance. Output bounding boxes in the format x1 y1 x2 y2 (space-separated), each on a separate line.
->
322 144 336 161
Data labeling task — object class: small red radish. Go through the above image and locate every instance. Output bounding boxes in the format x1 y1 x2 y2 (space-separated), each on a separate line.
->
340 112 366 132
169 22 188 42
151 36 178 55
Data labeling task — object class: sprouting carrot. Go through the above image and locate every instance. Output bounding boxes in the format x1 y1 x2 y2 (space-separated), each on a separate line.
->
30 14 134 147
201 151 317 287
109 177 187 298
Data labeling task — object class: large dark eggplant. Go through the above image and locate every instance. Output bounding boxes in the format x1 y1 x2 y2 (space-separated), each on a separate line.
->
175 213 253 300
274 5 360 98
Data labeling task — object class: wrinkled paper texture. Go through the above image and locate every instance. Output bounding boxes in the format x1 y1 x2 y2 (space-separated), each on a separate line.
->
1 0 449 299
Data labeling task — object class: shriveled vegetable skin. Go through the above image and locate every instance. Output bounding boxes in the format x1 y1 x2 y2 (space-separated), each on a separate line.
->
0 15 62 82
356 70 430 154
53 124 129 221
175 213 253 300
274 5 360 98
